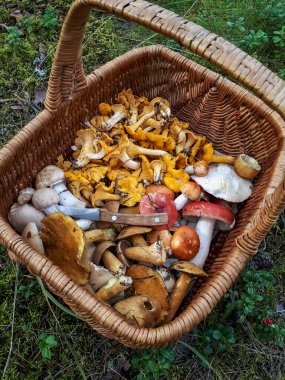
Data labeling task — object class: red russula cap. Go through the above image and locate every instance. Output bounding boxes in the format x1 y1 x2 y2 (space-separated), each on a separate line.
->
140 192 177 230
182 201 235 227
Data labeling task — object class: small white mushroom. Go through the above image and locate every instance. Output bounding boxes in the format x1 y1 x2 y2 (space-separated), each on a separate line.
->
36 165 86 208
32 188 60 215
32 188 92 230
17 188 36 204
8 203 45 233
22 222 45 254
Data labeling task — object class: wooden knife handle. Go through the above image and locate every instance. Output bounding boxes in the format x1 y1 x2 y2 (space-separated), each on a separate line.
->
100 209 168 226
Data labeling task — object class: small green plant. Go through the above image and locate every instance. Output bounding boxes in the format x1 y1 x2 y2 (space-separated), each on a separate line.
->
224 270 274 323
254 320 285 348
41 7 56 29
18 279 38 300
273 26 285 47
241 30 269 50
227 17 246 32
5 27 21 46
194 326 236 355
17 16 34 34
36 333 58 360
131 348 176 380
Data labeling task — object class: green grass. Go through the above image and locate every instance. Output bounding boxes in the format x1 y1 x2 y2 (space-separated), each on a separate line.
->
1 0 285 378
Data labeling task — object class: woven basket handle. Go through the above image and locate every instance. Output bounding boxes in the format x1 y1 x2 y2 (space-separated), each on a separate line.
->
45 0 285 118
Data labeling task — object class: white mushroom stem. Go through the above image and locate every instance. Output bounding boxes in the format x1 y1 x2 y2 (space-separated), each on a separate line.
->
130 145 167 157
120 149 140 170
86 146 106 160
174 194 189 210
95 276 133 301
101 112 125 131
174 183 201 210
75 219 92 230
191 217 216 268
184 165 195 174
129 110 156 132
52 182 86 208
22 223 45 254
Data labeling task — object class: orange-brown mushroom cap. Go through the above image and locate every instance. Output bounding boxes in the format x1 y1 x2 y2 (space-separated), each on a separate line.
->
40 213 90 285
170 226 200 260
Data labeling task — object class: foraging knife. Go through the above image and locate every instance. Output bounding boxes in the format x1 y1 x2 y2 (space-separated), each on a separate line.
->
54 205 168 226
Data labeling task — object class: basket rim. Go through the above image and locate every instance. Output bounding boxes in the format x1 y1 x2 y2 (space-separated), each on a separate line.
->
1 45 285 348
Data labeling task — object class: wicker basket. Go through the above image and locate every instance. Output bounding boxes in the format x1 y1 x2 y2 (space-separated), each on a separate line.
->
1 0 285 349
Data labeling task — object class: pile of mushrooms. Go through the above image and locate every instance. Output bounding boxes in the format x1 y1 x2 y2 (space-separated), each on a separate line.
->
8 89 262 327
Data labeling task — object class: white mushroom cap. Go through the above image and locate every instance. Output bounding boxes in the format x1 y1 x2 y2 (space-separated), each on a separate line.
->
191 164 253 202
17 188 36 204
32 188 60 210
36 165 65 189
8 203 45 233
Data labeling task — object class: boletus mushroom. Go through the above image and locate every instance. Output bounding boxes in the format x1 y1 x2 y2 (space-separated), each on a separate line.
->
114 295 161 327
163 261 208 324
40 213 90 285
126 264 170 323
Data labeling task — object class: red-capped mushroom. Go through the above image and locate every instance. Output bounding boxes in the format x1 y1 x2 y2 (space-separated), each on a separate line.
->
145 184 175 201
182 201 235 267
139 192 177 230
170 226 200 260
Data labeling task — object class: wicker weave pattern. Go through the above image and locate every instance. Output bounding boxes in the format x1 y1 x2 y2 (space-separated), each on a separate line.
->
1 0 285 349
45 0 285 119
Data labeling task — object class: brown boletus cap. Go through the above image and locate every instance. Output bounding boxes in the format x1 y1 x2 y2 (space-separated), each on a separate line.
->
40 212 90 285
116 226 152 240
126 264 169 322
170 261 208 277
114 295 161 328
92 241 116 265
116 240 132 267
